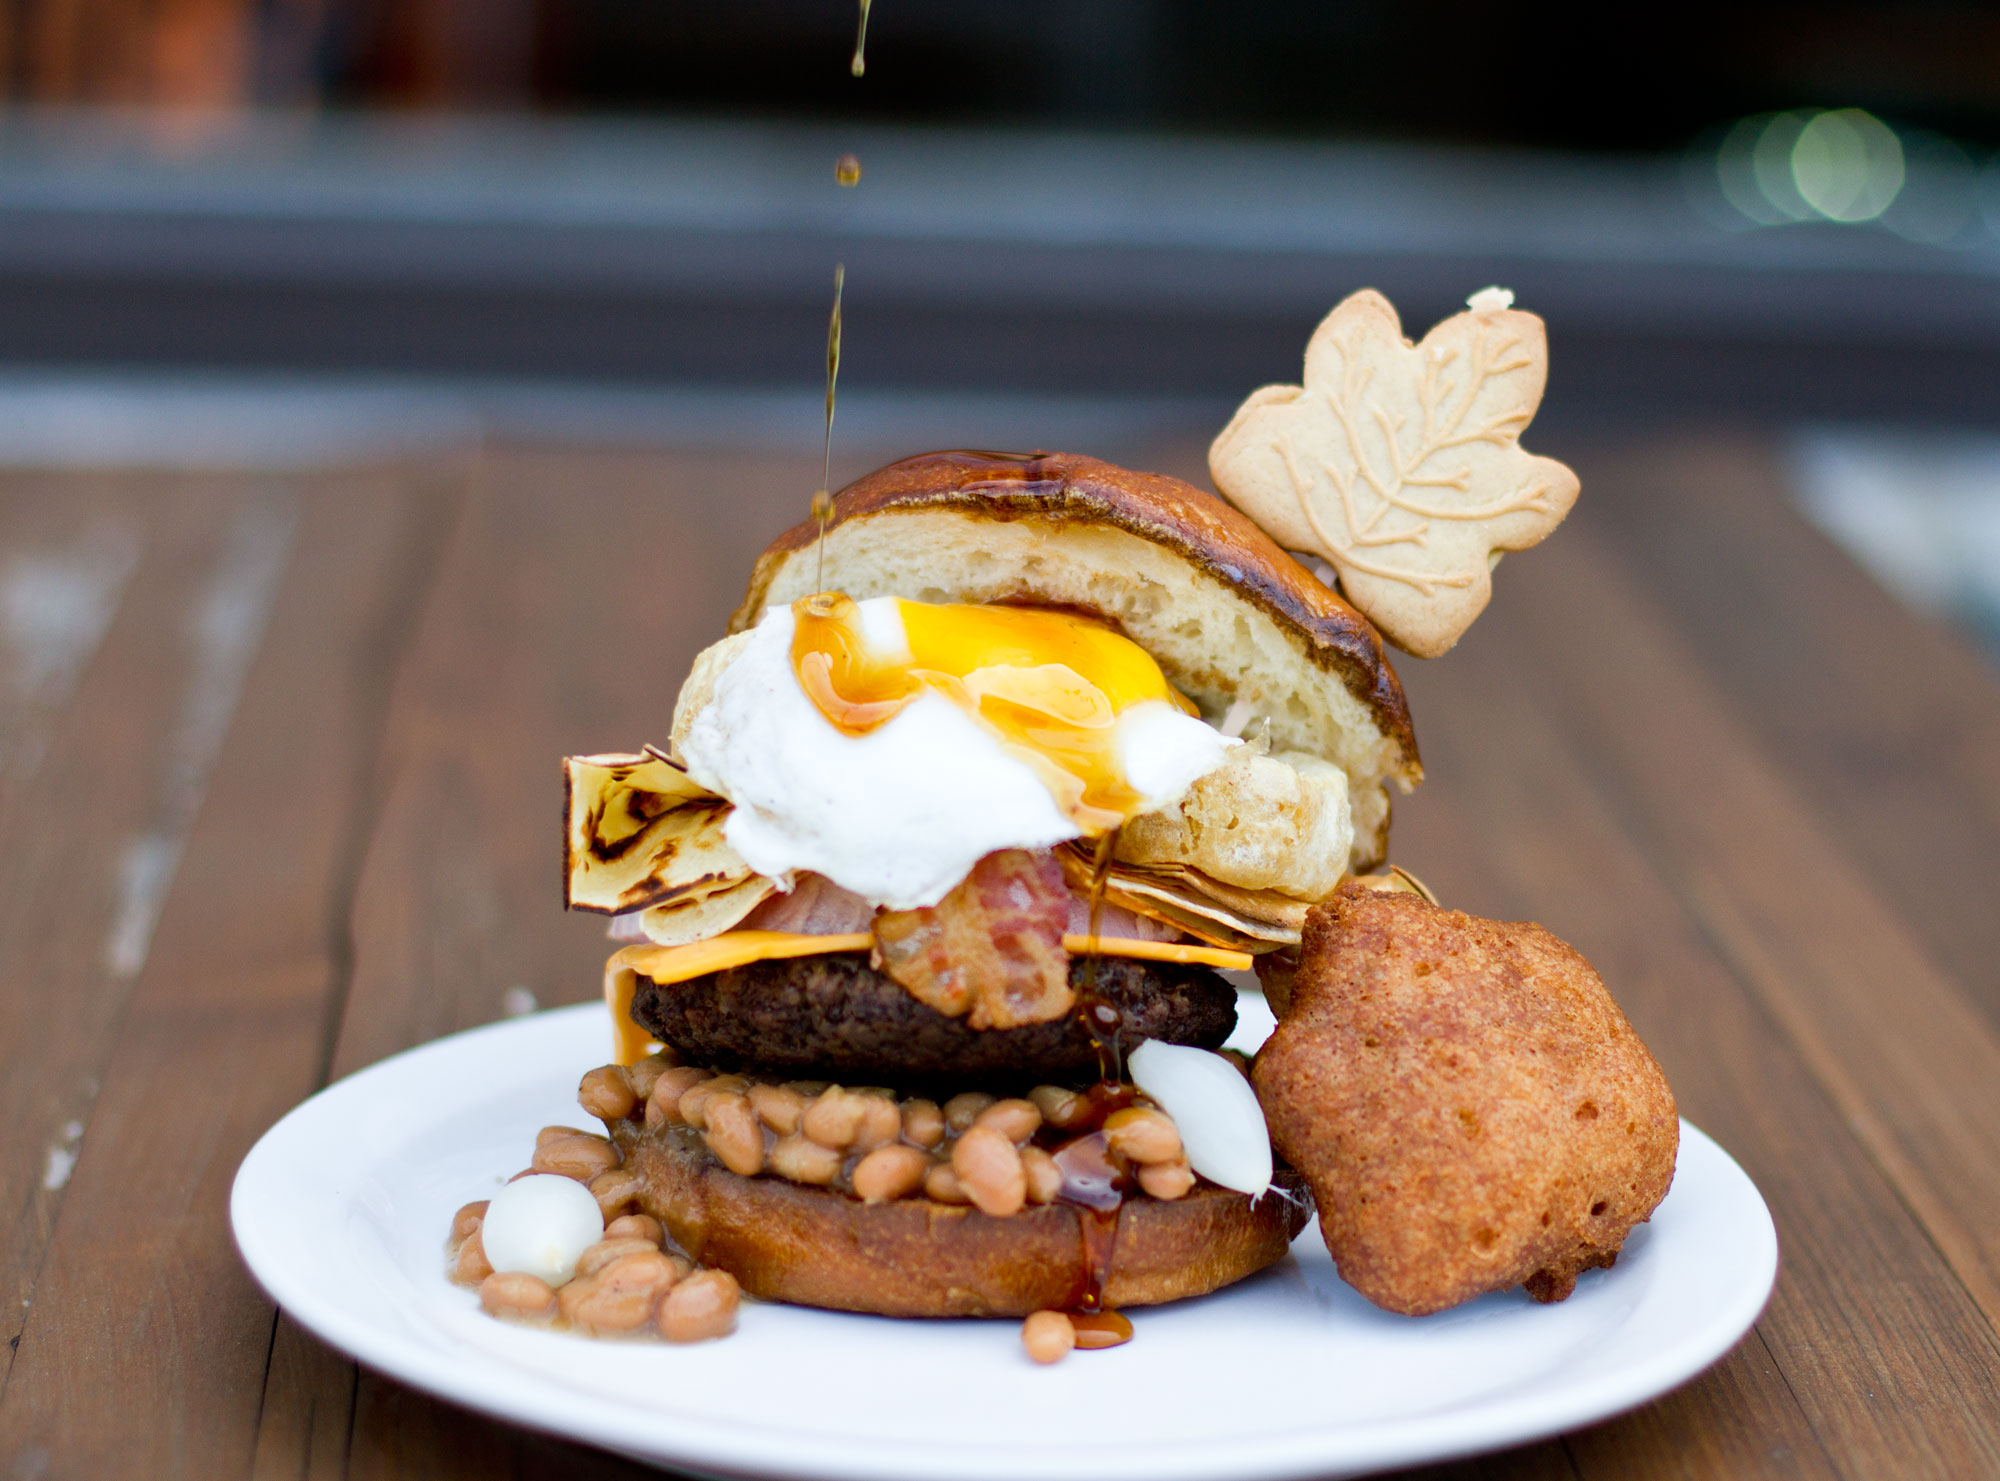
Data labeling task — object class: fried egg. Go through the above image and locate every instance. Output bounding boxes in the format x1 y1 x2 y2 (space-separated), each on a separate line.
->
675 594 1235 909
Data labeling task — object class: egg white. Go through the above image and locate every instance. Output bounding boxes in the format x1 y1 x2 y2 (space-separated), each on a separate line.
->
676 600 1235 910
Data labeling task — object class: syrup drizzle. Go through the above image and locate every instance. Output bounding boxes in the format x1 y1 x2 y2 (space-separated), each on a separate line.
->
1048 1086 1146 1315
1077 826 1123 1081
850 0 872 76
1074 1208 1120 1315
813 264 845 591
1061 830 1132 1316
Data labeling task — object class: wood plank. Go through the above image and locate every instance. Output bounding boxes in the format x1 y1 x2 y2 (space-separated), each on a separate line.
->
1563 1336 1830 1481
253 446 827 1475
250 1316 355 1481
0 469 460 1479
1382 533 2000 1473
344 1370 660 1481
1577 435 2000 1032
0 474 243 1381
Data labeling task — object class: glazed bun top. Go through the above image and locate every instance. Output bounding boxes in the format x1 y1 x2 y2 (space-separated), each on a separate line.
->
732 451 1422 860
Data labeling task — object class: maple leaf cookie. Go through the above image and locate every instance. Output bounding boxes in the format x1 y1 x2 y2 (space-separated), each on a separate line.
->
1209 288 1579 658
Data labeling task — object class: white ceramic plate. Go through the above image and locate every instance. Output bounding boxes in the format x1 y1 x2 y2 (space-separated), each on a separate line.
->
233 998 1777 1481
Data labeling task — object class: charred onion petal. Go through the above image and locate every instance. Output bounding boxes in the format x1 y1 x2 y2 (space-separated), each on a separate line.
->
564 751 759 917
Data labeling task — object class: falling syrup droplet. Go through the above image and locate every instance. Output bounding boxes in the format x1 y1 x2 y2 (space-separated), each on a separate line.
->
835 153 862 187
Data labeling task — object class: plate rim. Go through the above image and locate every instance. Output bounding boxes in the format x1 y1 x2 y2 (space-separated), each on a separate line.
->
232 1002 1779 1481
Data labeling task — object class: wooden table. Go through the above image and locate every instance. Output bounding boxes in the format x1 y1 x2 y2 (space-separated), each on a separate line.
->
3 430 1999 1478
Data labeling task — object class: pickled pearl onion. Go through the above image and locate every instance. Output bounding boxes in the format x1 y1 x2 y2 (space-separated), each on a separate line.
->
478 1174 604 1285
1128 1038 1274 1197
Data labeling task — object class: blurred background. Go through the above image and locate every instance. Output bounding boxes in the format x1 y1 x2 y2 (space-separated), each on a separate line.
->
0 0 1997 650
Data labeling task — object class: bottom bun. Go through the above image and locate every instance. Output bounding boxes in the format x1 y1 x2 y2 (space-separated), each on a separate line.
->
613 1125 1313 1318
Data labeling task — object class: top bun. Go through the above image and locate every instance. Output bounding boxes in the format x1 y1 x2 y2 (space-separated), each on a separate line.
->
732 450 1421 866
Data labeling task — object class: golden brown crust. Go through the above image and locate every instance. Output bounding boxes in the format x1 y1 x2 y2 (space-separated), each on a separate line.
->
612 1123 1312 1318
1253 883 1678 1317
732 450 1418 777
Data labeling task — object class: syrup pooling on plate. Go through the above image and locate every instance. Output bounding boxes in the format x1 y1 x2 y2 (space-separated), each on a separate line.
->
791 593 1203 832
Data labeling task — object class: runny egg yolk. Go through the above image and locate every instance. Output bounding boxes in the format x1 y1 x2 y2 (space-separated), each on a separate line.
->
790 591 1200 833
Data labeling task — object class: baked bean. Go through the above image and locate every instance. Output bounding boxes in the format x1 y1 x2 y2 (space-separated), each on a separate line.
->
923 1161 972 1204
604 1213 664 1247
452 1229 495 1285
450 1200 489 1244
578 1065 638 1124
768 1133 843 1186
943 1092 995 1134
679 1075 750 1131
479 1271 556 1321
667 1252 697 1281
703 1092 766 1176
784 1080 830 1098
853 1095 903 1153
1137 1158 1196 1201
952 1126 1026 1217
1022 1309 1075 1364
560 1251 676 1333
974 1098 1043 1144
658 1269 740 1343
1020 1146 1063 1205
851 1144 930 1203
575 1236 661 1279
1104 1107 1182 1166
536 1124 590 1149
623 1053 677 1100
646 1066 711 1129
802 1087 868 1150
533 1132 621 1182
747 1083 805 1136
900 1099 945 1150
589 1167 642 1221
1028 1085 1089 1129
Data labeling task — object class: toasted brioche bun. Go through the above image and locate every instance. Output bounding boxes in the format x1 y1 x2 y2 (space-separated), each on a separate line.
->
614 1124 1312 1318
731 450 1419 869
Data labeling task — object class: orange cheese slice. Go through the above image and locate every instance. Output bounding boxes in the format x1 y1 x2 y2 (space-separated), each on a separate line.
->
602 931 1253 1066
1059 936 1253 971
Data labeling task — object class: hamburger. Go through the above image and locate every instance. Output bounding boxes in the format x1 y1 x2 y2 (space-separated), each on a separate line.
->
560 448 1423 1323
460 292 1673 1354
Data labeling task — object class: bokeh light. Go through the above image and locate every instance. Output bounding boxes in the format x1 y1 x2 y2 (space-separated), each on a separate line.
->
1703 106 1998 238
1790 109 1904 221
1882 131 1978 245
1753 112 1817 221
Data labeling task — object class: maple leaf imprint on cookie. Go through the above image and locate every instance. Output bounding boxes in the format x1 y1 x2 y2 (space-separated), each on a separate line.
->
1209 289 1579 658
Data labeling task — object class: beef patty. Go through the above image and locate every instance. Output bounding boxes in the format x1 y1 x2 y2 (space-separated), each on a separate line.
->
631 952 1237 1084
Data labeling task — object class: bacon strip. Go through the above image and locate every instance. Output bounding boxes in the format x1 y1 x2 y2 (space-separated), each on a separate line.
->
872 849 1073 1030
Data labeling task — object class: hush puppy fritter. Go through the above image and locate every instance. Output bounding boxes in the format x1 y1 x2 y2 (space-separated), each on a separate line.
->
1253 882 1678 1316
